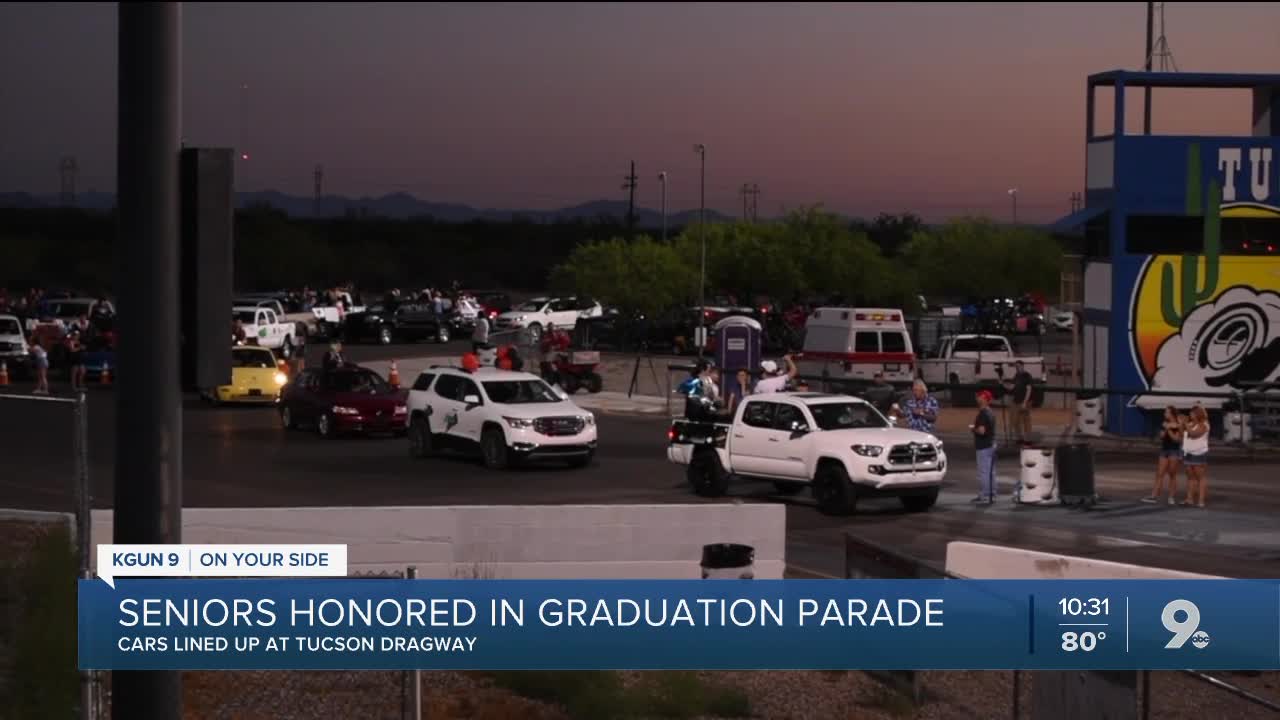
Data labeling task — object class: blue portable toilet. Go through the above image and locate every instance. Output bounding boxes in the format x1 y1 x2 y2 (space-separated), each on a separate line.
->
714 315 762 398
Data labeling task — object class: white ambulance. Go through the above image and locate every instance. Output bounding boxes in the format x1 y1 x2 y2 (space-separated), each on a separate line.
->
798 307 916 384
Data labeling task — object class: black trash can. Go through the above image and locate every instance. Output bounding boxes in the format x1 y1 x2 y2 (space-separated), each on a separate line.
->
701 543 755 580
1054 443 1096 505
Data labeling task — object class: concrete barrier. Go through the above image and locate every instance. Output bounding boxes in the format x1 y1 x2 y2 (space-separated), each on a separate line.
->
89 504 786 579
945 540 1219 579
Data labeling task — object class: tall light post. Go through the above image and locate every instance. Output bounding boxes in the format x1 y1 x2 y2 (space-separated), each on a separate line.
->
694 144 707 355
1008 188 1018 225
658 171 668 241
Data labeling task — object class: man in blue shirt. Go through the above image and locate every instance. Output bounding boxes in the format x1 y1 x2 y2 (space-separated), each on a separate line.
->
898 379 939 434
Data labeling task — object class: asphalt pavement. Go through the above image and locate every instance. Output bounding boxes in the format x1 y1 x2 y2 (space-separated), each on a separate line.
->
5 356 1280 581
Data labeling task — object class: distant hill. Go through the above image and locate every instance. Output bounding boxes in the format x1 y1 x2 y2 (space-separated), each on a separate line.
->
0 190 733 226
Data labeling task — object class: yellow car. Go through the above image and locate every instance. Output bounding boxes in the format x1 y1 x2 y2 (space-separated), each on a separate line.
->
209 346 289 404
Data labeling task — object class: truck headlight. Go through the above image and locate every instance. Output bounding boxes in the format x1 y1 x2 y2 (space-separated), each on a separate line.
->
851 444 883 457
274 372 288 385
503 416 534 429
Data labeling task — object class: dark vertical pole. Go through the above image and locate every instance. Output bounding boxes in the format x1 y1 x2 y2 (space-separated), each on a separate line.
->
114 3 183 720
1143 1 1153 134
697 144 706 358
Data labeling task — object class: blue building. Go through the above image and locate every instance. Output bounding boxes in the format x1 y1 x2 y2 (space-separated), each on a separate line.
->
1052 71 1280 435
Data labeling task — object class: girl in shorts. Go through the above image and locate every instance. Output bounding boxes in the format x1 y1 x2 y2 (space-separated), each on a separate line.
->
1180 406 1210 508
1143 406 1182 504
30 338 50 395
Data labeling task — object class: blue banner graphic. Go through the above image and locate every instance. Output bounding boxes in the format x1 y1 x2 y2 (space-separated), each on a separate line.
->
78 579 1280 671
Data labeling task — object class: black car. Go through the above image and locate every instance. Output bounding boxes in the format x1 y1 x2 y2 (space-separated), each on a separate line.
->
341 301 457 345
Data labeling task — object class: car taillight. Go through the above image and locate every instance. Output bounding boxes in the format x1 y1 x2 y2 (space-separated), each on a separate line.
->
667 425 676 441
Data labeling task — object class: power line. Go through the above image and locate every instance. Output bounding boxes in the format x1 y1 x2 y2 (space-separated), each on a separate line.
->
740 183 760 222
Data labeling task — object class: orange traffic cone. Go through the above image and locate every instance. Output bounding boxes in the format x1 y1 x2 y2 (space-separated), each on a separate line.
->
100 362 112 385
388 359 400 388
0 361 8 386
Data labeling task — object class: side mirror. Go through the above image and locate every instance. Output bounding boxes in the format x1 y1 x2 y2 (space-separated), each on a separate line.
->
463 394 481 406
551 386 569 401
544 308 553 314
790 421 810 435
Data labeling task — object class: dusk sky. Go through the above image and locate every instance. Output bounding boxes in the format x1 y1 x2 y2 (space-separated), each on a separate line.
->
1 2 1277 221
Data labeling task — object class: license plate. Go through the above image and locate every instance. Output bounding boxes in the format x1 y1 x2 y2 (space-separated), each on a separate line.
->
248 389 262 396
883 363 900 372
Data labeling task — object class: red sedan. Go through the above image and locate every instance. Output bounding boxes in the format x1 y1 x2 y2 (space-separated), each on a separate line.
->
279 365 407 438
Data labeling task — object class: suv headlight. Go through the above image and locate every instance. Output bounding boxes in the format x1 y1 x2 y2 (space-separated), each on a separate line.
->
332 405 360 416
503 416 534 429
582 413 595 426
851 444 883 457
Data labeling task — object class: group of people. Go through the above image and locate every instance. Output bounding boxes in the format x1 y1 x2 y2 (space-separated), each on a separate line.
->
678 354 802 420
1146 405 1211 508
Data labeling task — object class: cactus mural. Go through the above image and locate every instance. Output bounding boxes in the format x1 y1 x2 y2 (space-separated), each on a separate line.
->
1158 144 1222 327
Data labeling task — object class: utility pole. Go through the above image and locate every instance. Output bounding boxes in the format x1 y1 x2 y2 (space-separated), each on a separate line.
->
694 143 706 357
59 156 79 205
1143 1 1154 134
658 171 668 241
1008 188 1019 225
313 164 324 218
740 183 750 221
115 3 183 720
621 161 638 237
747 183 760 222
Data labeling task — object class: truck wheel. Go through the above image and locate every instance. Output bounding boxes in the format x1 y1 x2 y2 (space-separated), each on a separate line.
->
773 481 805 495
408 416 434 458
481 427 510 470
436 326 450 343
379 326 393 345
812 462 857 516
585 373 603 394
688 451 729 497
900 488 939 513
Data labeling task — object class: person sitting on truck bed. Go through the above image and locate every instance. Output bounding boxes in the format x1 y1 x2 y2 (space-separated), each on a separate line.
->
678 360 722 421
752 355 797 394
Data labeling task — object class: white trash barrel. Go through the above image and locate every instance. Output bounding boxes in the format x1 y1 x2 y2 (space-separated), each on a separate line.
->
1018 447 1058 504
701 543 755 580
1224 412 1252 444
1075 397 1103 437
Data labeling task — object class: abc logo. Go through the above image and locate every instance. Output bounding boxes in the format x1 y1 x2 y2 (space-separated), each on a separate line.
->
1191 631 1211 650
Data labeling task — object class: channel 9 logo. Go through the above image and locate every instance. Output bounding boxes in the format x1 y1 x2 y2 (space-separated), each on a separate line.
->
1162 599 1210 650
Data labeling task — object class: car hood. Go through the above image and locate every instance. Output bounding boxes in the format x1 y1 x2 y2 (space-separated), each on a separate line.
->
496 310 534 321
0 333 25 345
817 427 942 447
332 390 407 410
492 400 588 419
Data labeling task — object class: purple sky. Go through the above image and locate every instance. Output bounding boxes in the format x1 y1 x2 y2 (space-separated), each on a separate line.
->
1 2 1277 221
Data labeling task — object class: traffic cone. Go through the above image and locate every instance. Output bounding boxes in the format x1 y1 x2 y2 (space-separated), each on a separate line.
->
388 359 400 388
100 362 112 385
0 361 8 386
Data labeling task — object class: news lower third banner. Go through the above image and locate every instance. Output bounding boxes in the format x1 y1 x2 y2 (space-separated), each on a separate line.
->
78 579 1280 671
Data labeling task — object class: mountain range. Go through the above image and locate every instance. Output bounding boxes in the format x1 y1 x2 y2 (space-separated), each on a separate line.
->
0 190 733 226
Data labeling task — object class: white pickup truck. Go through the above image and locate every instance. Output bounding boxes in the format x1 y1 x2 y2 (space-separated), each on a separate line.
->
667 392 947 516
917 334 1045 389
233 305 297 359
311 292 367 339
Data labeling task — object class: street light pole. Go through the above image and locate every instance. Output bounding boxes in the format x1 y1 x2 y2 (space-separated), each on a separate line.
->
658 171 668 241
1008 188 1018 225
694 144 706 356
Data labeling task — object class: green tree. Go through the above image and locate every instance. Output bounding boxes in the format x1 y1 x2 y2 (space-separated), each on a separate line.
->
549 235 695 316
900 217 1063 299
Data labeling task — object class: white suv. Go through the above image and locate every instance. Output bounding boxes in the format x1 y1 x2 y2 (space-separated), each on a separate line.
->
493 296 603 343
405 366 598 469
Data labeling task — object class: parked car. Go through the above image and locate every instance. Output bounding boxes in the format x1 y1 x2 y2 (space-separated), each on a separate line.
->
0 314 29 377
667 391 947 515
404 366 597 469
278 365 408 438
493 296 603 344
342 301 456 345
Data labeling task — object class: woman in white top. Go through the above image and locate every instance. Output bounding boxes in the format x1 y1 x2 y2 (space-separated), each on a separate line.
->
1179 405 1210 508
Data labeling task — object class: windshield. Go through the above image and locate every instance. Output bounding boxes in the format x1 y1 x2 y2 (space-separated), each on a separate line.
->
953 337 1009 353
324 370 390 393
481 380 561 404
807 402 890 431
0 319 20 335
514 300 546 312
233 311 257 324
232 348 275 368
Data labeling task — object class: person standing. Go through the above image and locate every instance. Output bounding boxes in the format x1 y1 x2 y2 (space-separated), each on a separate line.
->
66 330 86 391
898 380 940 434
1006 360 1035 445
1180 406 1210 508
971 389 998 504
472 312 490 352
29 338 50 395
1143 406 1183 505
752 354 797 394
724 368 752 415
